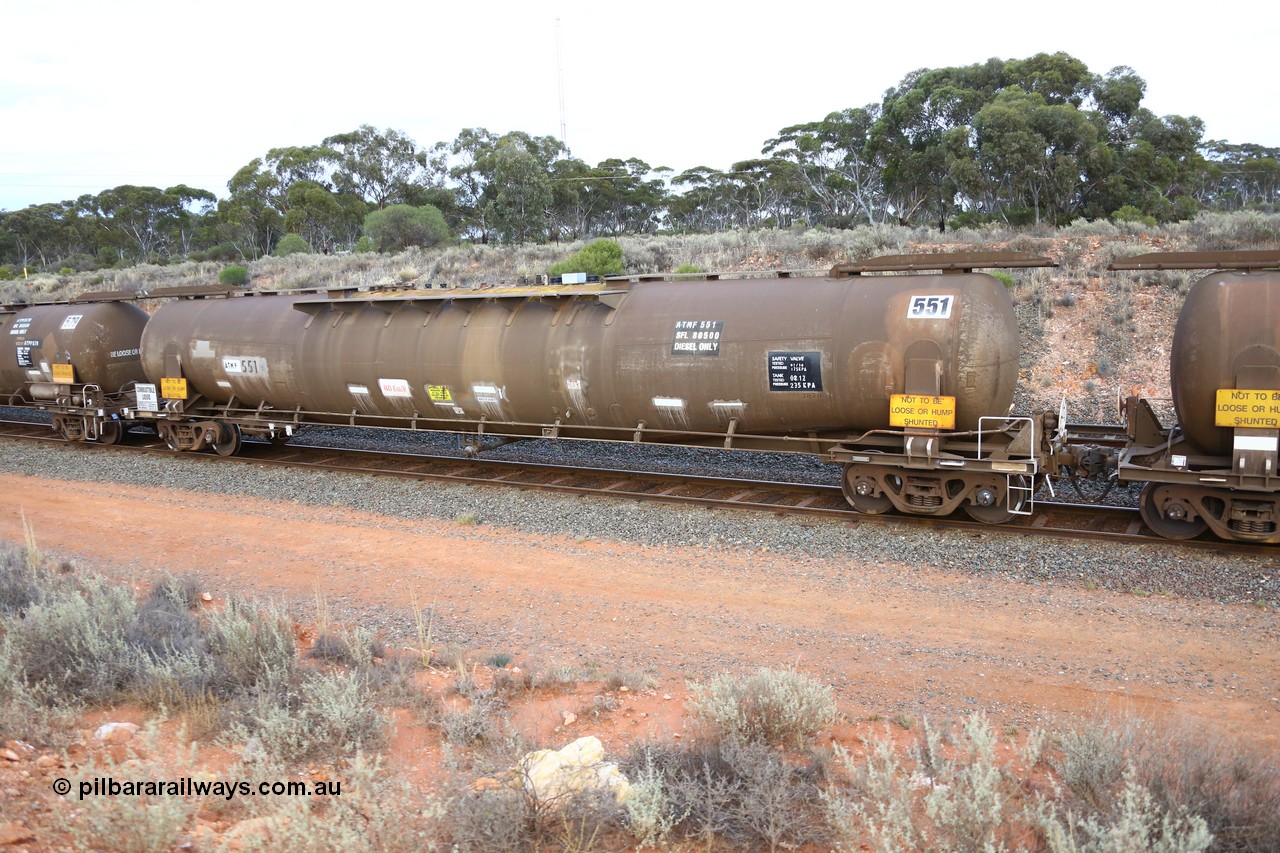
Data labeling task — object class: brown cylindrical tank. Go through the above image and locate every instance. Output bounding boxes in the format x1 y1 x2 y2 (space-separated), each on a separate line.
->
0 302 149 397
1171 269 1280 456
140 273 1019 437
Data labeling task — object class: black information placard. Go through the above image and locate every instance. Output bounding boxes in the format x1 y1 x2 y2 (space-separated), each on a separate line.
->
16 346 33 368
672 320 723 356
768 351 823 392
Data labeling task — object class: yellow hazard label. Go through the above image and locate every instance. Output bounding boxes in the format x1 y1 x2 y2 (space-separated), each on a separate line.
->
161 377 189 399
889 394 957 430
51 363 75 384
1215 388 1280 428
427 385 453 403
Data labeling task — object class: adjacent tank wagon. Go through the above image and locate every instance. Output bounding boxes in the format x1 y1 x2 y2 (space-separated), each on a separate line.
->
1112 251 1280 543
1 299 149 443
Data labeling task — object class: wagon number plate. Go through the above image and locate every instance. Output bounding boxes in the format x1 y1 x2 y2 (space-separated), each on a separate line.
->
907 295 953 319
222 356 269 376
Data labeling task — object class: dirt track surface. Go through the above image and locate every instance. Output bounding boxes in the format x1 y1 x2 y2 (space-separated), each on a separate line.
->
3 471 1278 749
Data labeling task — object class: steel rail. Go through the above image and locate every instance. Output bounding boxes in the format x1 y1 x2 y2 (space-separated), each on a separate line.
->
0 419 1275 558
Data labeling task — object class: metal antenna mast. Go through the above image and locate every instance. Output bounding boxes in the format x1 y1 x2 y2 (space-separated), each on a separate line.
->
556 17 568 153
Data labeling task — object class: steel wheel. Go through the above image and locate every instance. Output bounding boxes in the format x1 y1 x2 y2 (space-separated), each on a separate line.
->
1139 483 1207 540
159 423 183 452
962 476 1030 525
843 469 895 514
211 422 242 457
97 421 122 445
848 491 894 514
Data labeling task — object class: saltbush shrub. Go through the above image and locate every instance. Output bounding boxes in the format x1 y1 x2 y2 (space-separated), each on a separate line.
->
687 667 836 747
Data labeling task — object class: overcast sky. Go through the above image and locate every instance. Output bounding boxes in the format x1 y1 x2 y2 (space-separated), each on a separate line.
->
2 0 1276 212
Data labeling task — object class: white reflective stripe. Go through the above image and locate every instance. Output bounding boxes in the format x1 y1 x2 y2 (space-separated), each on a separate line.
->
652 397 684 408
1234 435 1278 452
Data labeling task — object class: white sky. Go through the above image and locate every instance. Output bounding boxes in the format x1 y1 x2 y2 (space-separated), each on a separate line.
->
1 0 1277 212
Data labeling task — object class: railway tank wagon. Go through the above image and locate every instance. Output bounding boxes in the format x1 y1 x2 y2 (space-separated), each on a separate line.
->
0 298 149 443
139 252 1049 522
1111 251 1280 543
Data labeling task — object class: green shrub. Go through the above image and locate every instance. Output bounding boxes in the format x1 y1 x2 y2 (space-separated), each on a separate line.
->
0 264 16 280
355 235 375 253
547 238 624 278
274 233 311 256
674 263 703 274
218 264 249 286
207 243 241 262
687 667 836 747
363 204 450 253
1112 205 1157 227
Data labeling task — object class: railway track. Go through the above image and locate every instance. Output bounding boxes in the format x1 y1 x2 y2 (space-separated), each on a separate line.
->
1 418 1275 558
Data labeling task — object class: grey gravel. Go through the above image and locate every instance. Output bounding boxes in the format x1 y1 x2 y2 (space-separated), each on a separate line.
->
0 433 1275 609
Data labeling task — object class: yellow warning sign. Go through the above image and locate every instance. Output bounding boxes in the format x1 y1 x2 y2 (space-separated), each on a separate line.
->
889 394 957 430
427 385 453 403
51 363 75 384
1215 388 1280 428
161 377 189 399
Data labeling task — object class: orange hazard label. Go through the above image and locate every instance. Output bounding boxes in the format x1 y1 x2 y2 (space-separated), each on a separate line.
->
1215 388 1280 428
51 363 75 384
889 394 956 430
161 377 189 399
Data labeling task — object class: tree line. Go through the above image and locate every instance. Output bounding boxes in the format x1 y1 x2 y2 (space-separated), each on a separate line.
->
2 52 1277 274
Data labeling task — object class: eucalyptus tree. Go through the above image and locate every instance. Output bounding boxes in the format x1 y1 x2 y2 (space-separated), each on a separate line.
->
2 203 65 268
281 180 354 252
589 158 667 235
763 106 885 226
490 141 554 243
1198 142 1280 210
972 88 1099 224
94 184 216 261
432 129 566 243
323 125 427 209
669 166 734 232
